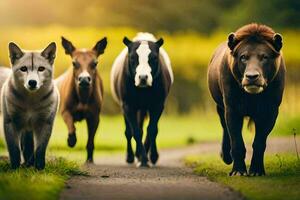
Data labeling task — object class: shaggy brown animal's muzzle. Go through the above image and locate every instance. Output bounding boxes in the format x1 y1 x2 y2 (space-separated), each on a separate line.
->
242 71 266 94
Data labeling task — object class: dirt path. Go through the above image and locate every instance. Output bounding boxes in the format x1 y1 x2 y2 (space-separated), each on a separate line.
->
60 137 299 200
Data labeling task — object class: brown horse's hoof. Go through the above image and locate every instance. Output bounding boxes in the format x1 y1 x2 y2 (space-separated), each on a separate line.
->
68 133 77 148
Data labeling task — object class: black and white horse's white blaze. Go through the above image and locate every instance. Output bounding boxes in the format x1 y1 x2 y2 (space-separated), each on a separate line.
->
111 33 173 167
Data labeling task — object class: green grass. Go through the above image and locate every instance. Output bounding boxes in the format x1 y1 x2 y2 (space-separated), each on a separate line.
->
186 154 300 200
0 156 85 200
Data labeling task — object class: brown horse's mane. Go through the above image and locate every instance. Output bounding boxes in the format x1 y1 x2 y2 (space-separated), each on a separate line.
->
59 67 103 113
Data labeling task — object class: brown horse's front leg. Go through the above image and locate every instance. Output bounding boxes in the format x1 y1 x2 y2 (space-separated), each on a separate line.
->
62 110 77 147
86 114 99 163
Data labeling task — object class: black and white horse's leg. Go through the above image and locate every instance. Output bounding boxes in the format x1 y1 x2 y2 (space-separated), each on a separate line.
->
123 105 149 167
86 114 99 163
217 105 232 164
147 105 164 165
124 116 134 163
250 108 278 176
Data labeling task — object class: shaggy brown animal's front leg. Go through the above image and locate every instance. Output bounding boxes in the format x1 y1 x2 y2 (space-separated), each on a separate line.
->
62 110 77 147
225 109 247 176
250 109 278 176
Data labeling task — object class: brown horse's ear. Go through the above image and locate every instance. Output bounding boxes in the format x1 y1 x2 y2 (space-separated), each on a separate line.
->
123 37 132 47
8 42 24 65
41 42 56 65
93 37 107 57
61 36 75 55
156 38 164 48
227 32 239 51
273 33 283 52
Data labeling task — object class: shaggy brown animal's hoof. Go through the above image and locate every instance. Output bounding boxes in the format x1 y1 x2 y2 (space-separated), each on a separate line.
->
229 161 248 176
68 133 77 148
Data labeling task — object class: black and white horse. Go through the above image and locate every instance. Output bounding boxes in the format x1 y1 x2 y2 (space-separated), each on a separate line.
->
111 33 173 167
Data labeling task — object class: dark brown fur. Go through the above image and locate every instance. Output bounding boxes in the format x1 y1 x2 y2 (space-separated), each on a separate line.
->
57 37 107 162
208 23 285 176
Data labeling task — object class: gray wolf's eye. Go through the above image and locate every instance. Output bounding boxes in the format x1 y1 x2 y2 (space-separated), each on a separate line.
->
38 66 45 72
20 66 27 72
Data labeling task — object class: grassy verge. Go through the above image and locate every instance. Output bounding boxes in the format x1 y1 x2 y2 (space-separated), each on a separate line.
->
185 153 300 200
0 157 86 200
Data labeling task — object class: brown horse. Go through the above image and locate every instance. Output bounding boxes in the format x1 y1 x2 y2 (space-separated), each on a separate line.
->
56 37 107 162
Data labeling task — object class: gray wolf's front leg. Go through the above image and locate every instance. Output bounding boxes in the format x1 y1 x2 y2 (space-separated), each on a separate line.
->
4 122 21 169
33 122 53 170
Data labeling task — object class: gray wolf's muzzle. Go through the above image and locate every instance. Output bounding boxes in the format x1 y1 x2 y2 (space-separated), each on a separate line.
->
28 79 37 90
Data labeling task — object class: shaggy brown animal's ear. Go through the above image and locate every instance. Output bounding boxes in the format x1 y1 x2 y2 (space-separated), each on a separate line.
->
273 33 283 52
8 42 24 65
227 33 239 51
93 37 107 57
123 37 132 47
61 36 76 55
156 38 164 48
41 42 56 65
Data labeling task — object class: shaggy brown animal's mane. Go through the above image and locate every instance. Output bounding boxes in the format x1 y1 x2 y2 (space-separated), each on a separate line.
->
235 23 275 43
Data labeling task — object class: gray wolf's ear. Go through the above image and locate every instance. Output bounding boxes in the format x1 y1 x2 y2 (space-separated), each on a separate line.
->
41 42 56 65
123 37 132 47
156 38 164 48
227 32 239 51
9 42 24 65
61 36 75 55
93 37 107 57
273 33 283 52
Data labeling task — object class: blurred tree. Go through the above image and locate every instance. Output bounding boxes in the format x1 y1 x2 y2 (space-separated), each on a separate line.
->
0 0 298 33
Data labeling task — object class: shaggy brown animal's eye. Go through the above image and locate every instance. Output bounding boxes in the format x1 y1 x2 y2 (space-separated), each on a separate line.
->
20 66 27 72
262 55 269 61
240 55 248 63
38 66 45 72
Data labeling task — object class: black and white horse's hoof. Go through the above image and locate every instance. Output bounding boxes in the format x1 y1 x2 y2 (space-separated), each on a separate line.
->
150 152 159 165
68 133 77 148
136 162 150 168
126 154 135 164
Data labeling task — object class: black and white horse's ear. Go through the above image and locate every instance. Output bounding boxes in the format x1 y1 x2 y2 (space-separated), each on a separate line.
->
273 33 283 52
227 32 239 51
123 37 132 47
41 42 56 65
8 42 24 65
93 37 107 57
61 36 76 55
156 38 164 48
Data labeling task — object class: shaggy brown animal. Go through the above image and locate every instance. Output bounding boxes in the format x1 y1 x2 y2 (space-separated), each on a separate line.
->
208 23 285 176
